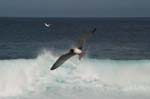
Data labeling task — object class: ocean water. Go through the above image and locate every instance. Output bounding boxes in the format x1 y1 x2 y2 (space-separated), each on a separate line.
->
1 17 150 99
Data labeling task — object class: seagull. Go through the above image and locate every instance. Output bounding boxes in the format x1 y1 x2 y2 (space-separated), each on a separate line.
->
44 23 51 28
50 28 96 70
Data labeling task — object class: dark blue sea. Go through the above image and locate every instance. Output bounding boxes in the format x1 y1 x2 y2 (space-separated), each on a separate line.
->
1 17 150 99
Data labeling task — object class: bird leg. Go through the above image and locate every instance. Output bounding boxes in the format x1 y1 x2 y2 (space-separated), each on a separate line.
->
78 52 85 60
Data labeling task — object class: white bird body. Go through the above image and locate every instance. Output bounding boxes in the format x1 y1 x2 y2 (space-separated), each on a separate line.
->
73 48 82 54
44 23 51 27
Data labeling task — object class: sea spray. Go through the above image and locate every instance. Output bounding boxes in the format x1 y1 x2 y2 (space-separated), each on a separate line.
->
0 50 150 98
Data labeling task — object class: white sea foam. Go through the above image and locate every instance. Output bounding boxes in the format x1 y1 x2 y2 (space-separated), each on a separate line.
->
0 50 150 99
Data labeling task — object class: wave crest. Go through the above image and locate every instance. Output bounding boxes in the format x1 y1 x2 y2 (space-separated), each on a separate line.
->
0 50 150 97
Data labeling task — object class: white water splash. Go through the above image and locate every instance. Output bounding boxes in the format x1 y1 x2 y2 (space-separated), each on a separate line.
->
0 50 150 99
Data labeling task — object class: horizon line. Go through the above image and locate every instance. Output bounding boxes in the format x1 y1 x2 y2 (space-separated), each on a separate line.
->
0 16 150 18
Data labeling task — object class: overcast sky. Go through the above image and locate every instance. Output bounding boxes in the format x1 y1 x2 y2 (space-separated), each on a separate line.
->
0 0 150 17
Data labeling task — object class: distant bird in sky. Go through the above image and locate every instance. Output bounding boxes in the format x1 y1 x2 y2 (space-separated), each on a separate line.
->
44 23 51 28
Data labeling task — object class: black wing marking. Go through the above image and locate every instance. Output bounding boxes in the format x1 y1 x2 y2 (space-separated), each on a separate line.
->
76 28 96 49
50 51 75 70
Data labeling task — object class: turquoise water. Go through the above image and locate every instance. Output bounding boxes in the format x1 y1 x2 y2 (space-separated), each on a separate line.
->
1 51 150 98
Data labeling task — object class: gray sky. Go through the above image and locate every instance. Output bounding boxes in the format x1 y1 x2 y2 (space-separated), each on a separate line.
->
0 0 150 17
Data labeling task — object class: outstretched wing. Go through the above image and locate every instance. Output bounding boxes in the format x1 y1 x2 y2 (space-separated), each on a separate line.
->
50 51 75 70
76 28 96 49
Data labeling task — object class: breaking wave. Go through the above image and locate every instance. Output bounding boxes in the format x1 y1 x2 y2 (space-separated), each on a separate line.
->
0 50 150 99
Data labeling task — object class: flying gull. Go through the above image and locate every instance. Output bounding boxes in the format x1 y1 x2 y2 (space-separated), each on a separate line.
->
44 23 51 28
50 28 96 70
